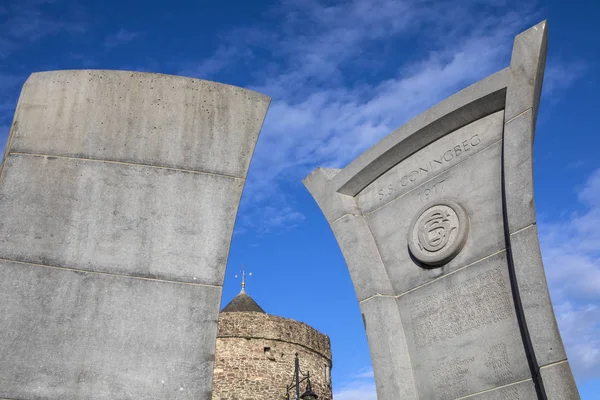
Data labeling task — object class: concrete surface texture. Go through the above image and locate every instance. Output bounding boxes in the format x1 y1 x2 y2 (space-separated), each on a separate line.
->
0 70 270 400
304 21 580 399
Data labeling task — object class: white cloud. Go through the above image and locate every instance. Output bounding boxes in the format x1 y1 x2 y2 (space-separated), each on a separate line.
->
224 1 588 235
554 301 600 378
0 0 87 152
104 28 139 50
180 45 254 80
334 368 377 400
334 381 377 400
249 205 306 234
353 367 375 379
540 168 600 378
204 0 538 234
178 0 585 237
187 1 571 232
0 0 85 49
543 60 588 97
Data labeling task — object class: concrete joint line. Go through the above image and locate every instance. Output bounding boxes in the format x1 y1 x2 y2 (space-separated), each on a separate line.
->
453 378 533 400
504 107 532 125
501 126 547 399
8 151 244 181
539 359 569 370
330 212 363 225
0 257 223 289
359 293 396 304
366 216 396 289
0 163 7 188
366 137 503 216
358 249 507 304
393 249 507 299
510 222 537 237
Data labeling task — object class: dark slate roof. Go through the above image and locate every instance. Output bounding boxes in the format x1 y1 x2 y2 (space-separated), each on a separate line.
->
221 289 266 313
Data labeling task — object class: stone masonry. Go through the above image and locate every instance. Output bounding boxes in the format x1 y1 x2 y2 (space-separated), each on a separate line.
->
212 311 333 400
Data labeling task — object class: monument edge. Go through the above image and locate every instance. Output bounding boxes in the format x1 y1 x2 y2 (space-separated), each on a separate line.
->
331 68 509 196
502 20 580 399
303 170 395 301
300 19 579 400
10 70 271 179
25 69 272 103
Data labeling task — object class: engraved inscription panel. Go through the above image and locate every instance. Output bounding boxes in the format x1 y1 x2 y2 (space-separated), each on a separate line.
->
431 356 474 399
397 252 531 399
410 267 512 349
485 343 514 383
358 110 503 213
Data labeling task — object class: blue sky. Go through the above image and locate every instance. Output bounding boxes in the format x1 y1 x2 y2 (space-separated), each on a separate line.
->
1 0 599 398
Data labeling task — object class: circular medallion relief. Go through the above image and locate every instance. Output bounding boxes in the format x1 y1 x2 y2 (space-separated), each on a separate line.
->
408 199 469 266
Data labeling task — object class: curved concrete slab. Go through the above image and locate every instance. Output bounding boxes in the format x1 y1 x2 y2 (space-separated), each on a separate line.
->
304 21 579 400
0 70 270 399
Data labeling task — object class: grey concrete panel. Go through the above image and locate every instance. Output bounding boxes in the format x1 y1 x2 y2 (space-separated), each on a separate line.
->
510 224 567 367
366 140 505 296
397 251 531 399
540 361 580 400
303 168 361 223
505 21 547 124
331 215 394 301
360 296 417 399
0 70 269 399
358 110 503 213
304 21 579 399
10 70 270 178
501 23 577 397
503 109 536 233
0 259 221 400
0 154 242 285
463 380 537 400
331 69 509 196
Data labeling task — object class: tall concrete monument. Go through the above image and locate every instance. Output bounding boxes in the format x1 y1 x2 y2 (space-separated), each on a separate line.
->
305 22 580 399
0 71 269 399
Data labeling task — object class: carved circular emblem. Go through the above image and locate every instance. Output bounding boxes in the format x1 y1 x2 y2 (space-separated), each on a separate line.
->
408 199 469 266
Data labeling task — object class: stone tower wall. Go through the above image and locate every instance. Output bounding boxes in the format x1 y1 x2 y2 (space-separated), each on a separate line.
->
212 312 333 400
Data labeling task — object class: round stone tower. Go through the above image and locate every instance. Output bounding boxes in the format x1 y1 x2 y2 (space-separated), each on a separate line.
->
212 288 333 400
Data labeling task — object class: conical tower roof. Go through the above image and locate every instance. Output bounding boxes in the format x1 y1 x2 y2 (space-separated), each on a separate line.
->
221 288 265 313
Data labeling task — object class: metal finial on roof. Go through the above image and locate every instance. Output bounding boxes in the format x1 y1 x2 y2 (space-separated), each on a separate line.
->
222 265 264 313
234 265 252 293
